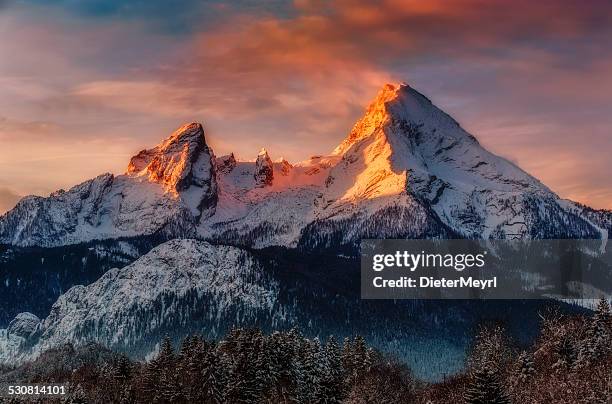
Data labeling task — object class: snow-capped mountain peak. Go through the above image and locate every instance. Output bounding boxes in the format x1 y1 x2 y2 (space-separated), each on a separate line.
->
126 122 216 195
333 83 403 156
0 123 220 246
1 83 609 248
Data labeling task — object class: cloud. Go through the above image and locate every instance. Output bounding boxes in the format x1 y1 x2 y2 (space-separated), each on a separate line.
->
0 116 65 141
0 1 611 209
0 187 21 214
13 0 291 33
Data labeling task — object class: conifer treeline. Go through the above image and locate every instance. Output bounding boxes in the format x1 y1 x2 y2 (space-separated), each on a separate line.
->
1 299 610 403
65 328 416 403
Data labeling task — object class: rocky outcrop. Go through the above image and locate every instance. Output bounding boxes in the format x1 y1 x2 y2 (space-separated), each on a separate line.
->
216 153 237 174
7 312 40 339
127 123 216 195
254 148 274 186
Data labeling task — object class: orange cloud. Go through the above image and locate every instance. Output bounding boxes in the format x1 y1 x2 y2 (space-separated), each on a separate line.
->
0 0 611 209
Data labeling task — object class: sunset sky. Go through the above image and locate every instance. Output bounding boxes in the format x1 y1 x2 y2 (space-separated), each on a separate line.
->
1 0 611 212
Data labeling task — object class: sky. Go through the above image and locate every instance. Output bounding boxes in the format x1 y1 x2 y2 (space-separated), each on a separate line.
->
0 0 611 213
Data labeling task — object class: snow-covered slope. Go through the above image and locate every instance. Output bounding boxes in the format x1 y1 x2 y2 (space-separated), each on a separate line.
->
0 84 608 248
0 239 285 363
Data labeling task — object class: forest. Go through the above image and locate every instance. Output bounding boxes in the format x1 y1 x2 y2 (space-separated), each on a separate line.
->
0 299 610 403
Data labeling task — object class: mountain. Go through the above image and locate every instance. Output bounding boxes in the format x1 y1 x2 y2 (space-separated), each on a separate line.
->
0 238 565 380
0 123 216 247
1 83 610 380
1 84 608 250
0 240 285 363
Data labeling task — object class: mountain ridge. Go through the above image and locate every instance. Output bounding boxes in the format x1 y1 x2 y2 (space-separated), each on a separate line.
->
0 83 609 248
1 84 610 378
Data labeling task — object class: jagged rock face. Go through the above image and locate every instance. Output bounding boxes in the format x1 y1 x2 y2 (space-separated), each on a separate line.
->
7 312 40 339
127 123 216 194
126 122 218 220
216 153 237 174
254 148 274 186
276 158 293 176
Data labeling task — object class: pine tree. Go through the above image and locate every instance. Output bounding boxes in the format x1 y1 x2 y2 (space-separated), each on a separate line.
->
158 336 175 368
265 330 297 402
353 336 370 375
468 325 511 374
159 370 184 403
592 298 611 356
578 297 612 367
319 335 344 403
141 358 162 399
341 336 354 383
224 329 265 403
178 335 194 365
198 348 224 404
554 335 577 370
112 355 132 383
118 384 136 404
297 338 322 403
515 350 535 384
464 365 510 404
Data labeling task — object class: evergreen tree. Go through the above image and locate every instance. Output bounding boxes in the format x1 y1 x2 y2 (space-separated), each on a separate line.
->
515 350 535 384
159 370 185 403
554 335 577 370
297 338 323 403
464 365 510 404
112 355 132 383
341 337 355 383
141 358 162 399
198 348 224 403
265 330 298 402
224 329 265 403
158 336 176 367
118 384 136 404
592 298 611 355
467 325 512 374
178 335 194 365
353 336 370 375
320 335 344 403
577 297 612 367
